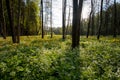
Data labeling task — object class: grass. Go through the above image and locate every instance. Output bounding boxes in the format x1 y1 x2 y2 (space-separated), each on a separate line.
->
0 35 120 80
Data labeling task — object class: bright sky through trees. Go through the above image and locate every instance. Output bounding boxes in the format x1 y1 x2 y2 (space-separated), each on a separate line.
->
52 0 120 27
52 0 90 27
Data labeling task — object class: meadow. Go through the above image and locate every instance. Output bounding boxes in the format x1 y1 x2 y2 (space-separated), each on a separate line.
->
0 35 120 80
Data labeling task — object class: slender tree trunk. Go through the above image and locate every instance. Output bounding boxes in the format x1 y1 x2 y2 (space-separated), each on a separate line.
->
91 13 95 35
62 0 66 40
2 0 6 39
113 0 117 37
72 0 83 48
11 0 17 42
87 12 92 38
17 0 21 43
77 0 83 45
0 0 6 39
96 2 100 35
22 8 25 36
6 0 16 43
97 0 103 40
66 6 71 35
104 0 110 36
104 10 109 36
41 0 44 38
26 0 30 36
50 0 53 38
87 0 93 38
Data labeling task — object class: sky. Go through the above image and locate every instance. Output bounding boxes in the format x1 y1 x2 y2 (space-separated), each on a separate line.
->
52 0 62 27
52 0 91 27
51 0 120 27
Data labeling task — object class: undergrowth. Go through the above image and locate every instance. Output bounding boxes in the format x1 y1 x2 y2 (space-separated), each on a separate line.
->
0 36 120 80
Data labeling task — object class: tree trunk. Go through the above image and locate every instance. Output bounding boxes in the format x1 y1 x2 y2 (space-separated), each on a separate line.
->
87 0 94 38
104 10 109 36
0 0 6 39
66 6 71 35
87 11 92 38
50 0 53 38
97 0 103 40
41 0 44 38
113 0 117 37
6 0 16 43
17 0 21 43
104 0 110 36
72 0 83 48
62 0 66 40
91 13 95 35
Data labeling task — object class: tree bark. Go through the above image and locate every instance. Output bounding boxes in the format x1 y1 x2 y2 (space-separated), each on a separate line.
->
87 0 94 38
87 11 92 38
104 0 110 36
41 0 44 38
6 0 16 43
72 0 83 48
66 6 71 35
91 12 95 35
97 0 103 40
104 9 109 36
50 0 53 38
17 0 21 43
62 0 66 40
113 0 117 37
0 0 6 39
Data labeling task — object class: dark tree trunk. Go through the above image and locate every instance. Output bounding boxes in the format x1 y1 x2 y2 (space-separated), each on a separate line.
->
91 13 95 35
113 0 117 38
50 0 53 38
87 0 94 38
104 10 109 36
41 0 44 38
11 0 17 42
91 0 95 36
72 0 83 48
104 0 110 36
17 0 21 43
87 12 92 38
0 0 6 39
62 0 66 40
96 3 100 35
21 7 25 36
6 0 16 43
26 0 30 36
97 0 103 40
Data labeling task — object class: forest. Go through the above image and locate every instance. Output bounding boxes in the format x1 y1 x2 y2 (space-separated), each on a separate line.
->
0 0 120 79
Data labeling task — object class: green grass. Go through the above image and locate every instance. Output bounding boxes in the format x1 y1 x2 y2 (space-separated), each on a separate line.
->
0 35 120 80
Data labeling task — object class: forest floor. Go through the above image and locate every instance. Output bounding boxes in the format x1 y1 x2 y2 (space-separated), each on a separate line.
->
0 35 120 80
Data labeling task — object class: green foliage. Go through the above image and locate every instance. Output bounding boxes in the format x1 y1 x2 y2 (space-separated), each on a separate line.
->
0 36 120 79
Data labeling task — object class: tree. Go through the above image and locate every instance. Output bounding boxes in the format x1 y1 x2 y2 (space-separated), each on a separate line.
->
91 0 95 36
87 0 95 38
97 0 103 40
6 0 16 43
16 0 21 43
86 0 93 38
103 0 110 36
113 0 117 37
0 0 6 39
41 0 44 38
66 6 71 35
50 0 53 38
72 0 83 48
62 0 67 40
